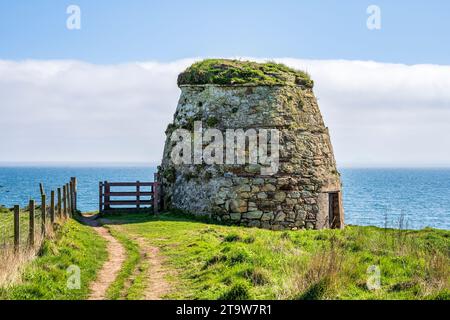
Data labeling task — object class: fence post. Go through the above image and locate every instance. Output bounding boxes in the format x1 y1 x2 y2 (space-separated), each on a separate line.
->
136 181 141 210
14 205 20 252
67 183 71 217
57 188 62 218
29 200 35 247
50 190 55 225
69 181 74 216
66 183 71 217
99 182 103 214
153 182 159 214
41 194 46 237
104 181 110 211
63 185 67 218
71 177 77 213
39 183 45 197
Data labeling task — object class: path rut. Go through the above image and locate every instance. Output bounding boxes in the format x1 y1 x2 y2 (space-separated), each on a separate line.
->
135 238 171 300
83 217 126 300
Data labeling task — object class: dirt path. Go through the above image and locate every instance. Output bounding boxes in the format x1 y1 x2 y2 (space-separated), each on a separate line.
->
82 217 126 300
135 237 171 300
81 216 171 300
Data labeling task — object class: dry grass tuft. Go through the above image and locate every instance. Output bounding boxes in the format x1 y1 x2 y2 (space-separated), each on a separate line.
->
0 220 60 288
416 250 450 296
0 240 42 287
278 236 348 300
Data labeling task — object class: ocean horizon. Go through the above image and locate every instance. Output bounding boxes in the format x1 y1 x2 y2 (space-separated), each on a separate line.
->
0 166 449 230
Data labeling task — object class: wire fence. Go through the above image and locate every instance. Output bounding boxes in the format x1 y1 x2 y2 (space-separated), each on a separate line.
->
0 177 78 253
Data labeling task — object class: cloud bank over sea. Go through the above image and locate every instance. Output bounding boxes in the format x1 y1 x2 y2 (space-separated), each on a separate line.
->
1 58 449 167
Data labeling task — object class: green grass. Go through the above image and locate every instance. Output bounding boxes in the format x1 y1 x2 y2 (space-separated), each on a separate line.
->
2 210 448 300
100 213 450 300
0 219 108 300
0 206 47 247
125 258 150 300
177 59 313 88
104 228 143 300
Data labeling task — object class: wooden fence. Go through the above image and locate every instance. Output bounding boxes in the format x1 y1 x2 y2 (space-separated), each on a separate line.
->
0 177 77 253
99 180 159 214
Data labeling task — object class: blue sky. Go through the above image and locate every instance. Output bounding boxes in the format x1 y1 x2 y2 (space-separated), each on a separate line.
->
1 1 450 166
1 0 449 64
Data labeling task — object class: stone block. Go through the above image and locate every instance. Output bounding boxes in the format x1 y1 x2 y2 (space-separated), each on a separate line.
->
262 184 276 192
274 191 287 202
257 192 268 199
261 212 274 221
230 213 241 221
243 211 263 220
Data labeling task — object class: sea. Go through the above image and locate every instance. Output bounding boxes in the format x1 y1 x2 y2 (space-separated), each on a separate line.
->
0 166 449 230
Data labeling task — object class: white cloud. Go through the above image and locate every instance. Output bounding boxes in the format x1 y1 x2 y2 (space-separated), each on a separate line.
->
275 59 450 167
0 58 449 167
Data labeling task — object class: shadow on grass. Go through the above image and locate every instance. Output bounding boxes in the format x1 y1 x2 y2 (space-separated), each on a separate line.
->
80 210 223 228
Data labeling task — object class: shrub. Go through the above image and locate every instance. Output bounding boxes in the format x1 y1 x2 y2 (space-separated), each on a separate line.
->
223 233 241 243
243 267 270 286
243 235 256 244
296 278 330 300
227 247 251 265
219 280 251 300
432 290 450 300
204 254 226 268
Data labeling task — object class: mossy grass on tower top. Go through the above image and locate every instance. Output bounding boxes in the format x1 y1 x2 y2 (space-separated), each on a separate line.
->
177 59 314 88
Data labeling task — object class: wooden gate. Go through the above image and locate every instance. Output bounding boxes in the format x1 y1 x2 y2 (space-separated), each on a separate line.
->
99 181 160 214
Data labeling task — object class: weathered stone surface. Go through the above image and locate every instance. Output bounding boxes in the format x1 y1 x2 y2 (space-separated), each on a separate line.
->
158 60 343 231
274 212 286 222
261 212 274 221
262 184 276 192
306 221 315 230
248 220 261 228
248 202 258 211
274 192 287 202
214 198 225 205
257 192 268 200
230 213 241 221
243 211 263 220
253 178 264 185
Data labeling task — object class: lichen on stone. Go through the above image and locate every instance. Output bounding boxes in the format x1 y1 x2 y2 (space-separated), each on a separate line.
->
206 116 219 127
177 59 314 88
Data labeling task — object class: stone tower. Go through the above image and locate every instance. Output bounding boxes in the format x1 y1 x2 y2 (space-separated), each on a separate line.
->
159 59 343 230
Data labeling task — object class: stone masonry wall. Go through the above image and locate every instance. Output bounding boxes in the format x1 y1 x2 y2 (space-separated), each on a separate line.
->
159 84 343 230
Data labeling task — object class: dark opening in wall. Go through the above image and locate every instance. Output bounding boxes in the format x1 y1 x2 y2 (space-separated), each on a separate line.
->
329 192 341 228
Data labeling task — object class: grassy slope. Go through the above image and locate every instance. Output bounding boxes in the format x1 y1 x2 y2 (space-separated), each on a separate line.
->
103 213 450 300
0 207 36 246
0 219 108 300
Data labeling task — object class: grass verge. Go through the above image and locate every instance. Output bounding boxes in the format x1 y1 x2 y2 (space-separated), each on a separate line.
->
0 219 108 300
100 212 450 300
